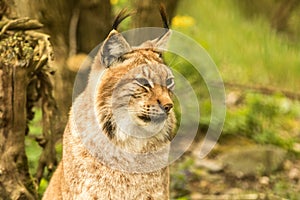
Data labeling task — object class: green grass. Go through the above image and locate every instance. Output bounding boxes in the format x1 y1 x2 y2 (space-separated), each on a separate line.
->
25 109 43 176
168 2 300 196
170 0 300 151
223 93 300 150
174 0 300 92
25 109 49 197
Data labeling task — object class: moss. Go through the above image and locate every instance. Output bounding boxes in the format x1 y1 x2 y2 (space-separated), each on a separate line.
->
0 31 37 65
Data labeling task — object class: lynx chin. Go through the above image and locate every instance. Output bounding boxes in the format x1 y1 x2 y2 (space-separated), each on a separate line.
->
43 7 176 200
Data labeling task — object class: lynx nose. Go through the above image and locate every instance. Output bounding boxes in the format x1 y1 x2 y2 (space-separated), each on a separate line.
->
157 88 173 113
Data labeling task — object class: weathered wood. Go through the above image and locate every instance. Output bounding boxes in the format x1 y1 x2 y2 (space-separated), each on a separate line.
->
0 24 55 198
36 69 58 184
0 18 43 35
0 33 37 199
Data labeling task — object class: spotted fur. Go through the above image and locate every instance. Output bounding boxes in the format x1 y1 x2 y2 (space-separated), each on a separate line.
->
43 9 175 200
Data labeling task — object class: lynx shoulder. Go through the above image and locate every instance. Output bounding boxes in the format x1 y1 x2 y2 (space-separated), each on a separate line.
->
43 8 176 200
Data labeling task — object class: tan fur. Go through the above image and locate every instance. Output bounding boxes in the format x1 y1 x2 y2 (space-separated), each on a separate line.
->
43 28 175 199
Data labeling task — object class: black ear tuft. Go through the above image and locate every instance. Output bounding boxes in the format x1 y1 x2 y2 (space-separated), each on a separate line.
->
112 9 132 30
99 10 133 67
159 4 169 29
137 4 172 52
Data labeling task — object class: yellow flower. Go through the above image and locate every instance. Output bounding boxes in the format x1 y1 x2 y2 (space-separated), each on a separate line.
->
172 15 196 28
110 0 118 5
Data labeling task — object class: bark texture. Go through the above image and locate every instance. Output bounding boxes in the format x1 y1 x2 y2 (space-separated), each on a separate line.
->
0 31 48 199
0 60 36 200
0 1 55 199
271 0 300 32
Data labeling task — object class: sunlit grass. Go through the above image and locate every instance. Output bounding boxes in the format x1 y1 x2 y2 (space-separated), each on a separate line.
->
174 0 300 92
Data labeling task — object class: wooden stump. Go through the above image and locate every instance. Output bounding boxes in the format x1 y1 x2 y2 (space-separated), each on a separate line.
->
0 28 55 199
0 34 37 199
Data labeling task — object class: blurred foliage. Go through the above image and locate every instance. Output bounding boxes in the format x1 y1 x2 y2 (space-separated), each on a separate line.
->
26 108 63 198
110 0 133 30
24 0 300 198
170 157 196 199
170 0 300 149
273 178 300 199
26 109 42 176
169 1 300 197
25 109 43 197
174 0 300 92
223 93 300 150
235 0 300 41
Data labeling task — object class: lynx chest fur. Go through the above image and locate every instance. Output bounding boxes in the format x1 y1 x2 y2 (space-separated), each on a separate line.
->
43 9 176 200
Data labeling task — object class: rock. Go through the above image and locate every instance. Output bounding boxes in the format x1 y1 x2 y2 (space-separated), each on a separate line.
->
195 159 223 173
292 143 300 153
190 192 203 199
226 91 243 107
219 145 287 177
240 194 259 200
259 176 269 185
288 168 299 181
283 160 293 170
226 188 243 195
199 180 209 188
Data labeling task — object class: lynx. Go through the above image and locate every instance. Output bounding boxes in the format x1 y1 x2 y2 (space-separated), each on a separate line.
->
43 8 176 200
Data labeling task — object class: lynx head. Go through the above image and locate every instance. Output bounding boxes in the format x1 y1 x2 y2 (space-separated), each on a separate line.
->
93 8 176 152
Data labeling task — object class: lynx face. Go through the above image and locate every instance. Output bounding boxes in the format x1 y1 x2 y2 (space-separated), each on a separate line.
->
94 30 176 148
114 64 175 137
126 64 174 125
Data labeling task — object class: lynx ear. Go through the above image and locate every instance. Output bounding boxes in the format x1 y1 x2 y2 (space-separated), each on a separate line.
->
100 30 132 67
153 30 172 51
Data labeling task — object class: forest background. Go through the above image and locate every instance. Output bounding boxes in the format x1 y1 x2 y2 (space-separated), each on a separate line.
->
0 0 300 199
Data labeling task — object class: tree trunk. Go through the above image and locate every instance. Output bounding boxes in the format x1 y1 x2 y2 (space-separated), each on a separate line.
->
10 0 112 133
77 0 112 53
11 0 77 137
9 0 112 144
271 0 300 32
132 0 179 28
0 34 38 199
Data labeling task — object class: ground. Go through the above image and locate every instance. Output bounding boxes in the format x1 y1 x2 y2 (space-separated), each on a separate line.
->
170 135 300 200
